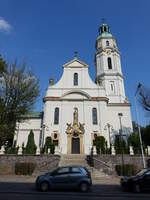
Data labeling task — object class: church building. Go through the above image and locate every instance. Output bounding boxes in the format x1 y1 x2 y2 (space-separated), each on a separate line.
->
14 23 133 155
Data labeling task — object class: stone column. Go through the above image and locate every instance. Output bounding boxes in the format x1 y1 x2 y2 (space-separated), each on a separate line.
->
93 146 97 155
36 147 40 155
48 148 50 154
54 146 60 155
147 146 150 155
80 135 84 154
0 146 5 155
129 146 134 155
18 146 22 155
67 134 71 154
111 145 116 155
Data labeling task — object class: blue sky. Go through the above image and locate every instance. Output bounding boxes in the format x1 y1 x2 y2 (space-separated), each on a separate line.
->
0 0 150 126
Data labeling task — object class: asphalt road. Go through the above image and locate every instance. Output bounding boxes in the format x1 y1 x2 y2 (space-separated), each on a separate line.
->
0 182 150 200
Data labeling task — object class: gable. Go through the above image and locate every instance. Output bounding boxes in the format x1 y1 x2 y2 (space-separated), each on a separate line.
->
63 58 88 68
68 60 85 67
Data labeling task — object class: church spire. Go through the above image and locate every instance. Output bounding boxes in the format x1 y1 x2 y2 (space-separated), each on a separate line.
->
97 21 112 38
74 51 78 59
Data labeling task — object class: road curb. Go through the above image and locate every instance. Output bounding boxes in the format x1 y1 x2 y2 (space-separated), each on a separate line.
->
0 190 150 198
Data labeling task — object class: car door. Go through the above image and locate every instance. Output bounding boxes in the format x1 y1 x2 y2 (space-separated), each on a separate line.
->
142 171 150 191
50 167 71 189
69 167 83 187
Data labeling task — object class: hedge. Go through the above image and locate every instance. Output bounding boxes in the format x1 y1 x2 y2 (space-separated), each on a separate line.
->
15 162 36 175
115 164 137 176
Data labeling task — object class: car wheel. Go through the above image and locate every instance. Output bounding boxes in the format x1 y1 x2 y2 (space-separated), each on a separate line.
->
79 182 89 192
40 182 49 192
133 183 141 193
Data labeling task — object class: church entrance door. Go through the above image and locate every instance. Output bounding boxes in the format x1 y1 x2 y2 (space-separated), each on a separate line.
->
72 137 80 154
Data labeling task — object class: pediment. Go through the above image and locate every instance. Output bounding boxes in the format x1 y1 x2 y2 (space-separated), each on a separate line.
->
61 90 91 100
63 58 88 68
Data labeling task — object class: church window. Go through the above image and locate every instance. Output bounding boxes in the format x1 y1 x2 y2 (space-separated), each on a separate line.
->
54 107 59 124
106 40 109 46
111 84 113 91
92 108 98 125
110 81 115 93
74 73 78 86
108 57 112 69
104 27 107 32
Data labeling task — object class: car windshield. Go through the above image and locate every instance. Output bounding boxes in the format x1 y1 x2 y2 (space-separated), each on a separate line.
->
136 169 148 176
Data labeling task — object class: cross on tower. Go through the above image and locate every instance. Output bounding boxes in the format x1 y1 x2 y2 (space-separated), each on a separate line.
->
74 51 78 58
102 18 105 24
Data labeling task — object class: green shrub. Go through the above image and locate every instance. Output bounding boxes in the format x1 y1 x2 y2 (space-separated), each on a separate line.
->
115 164 137 176
5 146 19 154
15 162 36 175
114 135 128 154
44 137 55 154
24 130 37 154
93 136 107 154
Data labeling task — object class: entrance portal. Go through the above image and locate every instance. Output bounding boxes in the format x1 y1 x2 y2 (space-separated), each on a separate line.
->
72 137 80 154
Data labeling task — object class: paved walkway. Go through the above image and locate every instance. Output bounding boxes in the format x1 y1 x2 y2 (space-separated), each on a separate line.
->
0 175 120 185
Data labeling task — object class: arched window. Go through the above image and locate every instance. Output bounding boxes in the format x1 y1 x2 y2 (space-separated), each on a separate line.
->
74 73 78 86
54 107 59 124
108 57 112 69
106 40 109 46
92 108 98 125
110 81 115 93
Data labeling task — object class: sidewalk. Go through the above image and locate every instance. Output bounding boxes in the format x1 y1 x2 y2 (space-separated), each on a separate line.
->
0 174 120 184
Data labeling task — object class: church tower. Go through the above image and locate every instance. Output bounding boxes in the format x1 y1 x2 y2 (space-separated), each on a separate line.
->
95 23 126 103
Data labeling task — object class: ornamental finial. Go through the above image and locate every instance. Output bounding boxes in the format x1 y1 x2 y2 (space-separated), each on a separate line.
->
101 18 105 24
74 51 78 58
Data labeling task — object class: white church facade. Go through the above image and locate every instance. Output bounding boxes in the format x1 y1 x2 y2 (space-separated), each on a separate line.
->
14 23 133 155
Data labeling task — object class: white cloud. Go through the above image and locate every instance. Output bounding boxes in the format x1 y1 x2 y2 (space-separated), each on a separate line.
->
0 17 12 32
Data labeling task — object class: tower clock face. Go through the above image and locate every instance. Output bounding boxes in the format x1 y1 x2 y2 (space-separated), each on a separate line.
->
106 50 111 55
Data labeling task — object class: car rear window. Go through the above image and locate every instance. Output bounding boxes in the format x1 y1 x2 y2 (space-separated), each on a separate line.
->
80 167 88 175
71 167 82 173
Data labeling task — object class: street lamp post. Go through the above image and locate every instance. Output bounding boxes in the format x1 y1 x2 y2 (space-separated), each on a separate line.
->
42 124 46 148
118 113 125 170
104 123 113 148
134 83 146 168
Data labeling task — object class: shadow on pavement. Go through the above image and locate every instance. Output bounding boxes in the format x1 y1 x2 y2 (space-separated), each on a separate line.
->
0 181 125 194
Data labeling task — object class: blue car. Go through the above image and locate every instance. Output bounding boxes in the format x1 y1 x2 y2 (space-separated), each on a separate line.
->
36 165 92 192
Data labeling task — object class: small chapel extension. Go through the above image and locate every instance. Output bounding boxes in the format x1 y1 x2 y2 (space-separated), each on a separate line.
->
15 23 133 155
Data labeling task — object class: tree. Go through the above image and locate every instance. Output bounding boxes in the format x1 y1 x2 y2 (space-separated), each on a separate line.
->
93 136 107 154
114 135 128 154
127 132 141 154
0 57 39 147
44 137 55 154
24 130 37 154
141 125 150 147
0 54 7 75
138 84 150 113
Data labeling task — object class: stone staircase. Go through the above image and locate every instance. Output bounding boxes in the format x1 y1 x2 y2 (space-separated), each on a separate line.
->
33 156 60 176
59 154 108 179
